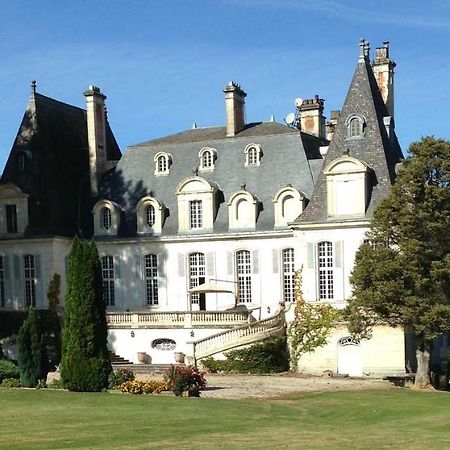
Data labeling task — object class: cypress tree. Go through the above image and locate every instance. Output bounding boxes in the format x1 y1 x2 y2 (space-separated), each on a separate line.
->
18 308 46 387
60 237 111 391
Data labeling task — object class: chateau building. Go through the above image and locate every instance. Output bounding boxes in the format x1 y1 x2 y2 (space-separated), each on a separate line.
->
0 40 407 375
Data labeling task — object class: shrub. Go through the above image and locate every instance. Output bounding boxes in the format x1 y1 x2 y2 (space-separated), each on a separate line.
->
60 238 111 392
18 308 47 387
47 378 64 390
0 359 20 382
118 380 167 394
108 368 135 390
1 378 21 388
164 365 206 396
201 337 289 374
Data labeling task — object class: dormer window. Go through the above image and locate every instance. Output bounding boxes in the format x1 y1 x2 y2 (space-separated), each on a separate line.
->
227 189 259 230
93 200 122 236
199 147 216 172
345 114 366 139
5 205 17 233
154 152 172 176
136 196 164 235
189 200 203 229
102 207 112 230
245 144 262 167
273 187 306 227
17 151 31 173
0 183 29 236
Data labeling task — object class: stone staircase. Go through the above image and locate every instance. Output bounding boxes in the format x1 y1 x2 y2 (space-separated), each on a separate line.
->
109 351 133 365
192 309 286 362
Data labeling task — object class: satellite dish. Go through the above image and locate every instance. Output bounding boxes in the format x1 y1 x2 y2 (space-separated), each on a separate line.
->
285 113 296 126
294 97 303 108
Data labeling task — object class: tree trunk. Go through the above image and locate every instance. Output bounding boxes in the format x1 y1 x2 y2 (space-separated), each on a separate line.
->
414 336 432 389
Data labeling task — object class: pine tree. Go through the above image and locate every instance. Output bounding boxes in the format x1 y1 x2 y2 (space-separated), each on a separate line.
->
60 237 111 391
18 308 46 387
347 137 450 388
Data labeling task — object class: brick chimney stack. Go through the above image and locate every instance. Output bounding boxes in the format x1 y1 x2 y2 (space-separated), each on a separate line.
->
372 42 396 117
224 81 247 137
84 85 107 196
297 96 326 139
326 110 340 141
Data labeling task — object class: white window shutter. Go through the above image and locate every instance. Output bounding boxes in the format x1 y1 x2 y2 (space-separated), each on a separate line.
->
252 250 259 274
178 254 185 277
335 241 343 268
306 243 314 269
272 249 279 273
134 254 141 278
206 252 215 278
34 255 43 307
114 255 121 279
227 251 233 275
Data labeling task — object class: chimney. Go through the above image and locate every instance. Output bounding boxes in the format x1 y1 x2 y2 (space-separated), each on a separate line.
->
372 41 396 117
326 110 340 141
297 96 326 139
224 81 246 137
84 85 107 196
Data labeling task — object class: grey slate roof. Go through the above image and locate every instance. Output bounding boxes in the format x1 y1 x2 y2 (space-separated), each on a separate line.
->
100 122 326 237
294 54 403 225
1 92 121 237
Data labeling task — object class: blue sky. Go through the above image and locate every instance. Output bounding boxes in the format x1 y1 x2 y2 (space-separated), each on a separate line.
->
1 0 449 168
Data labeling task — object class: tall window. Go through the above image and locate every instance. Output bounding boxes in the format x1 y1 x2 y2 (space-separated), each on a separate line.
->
282 248 295 302
24 255 36 307
318 242 334 300
6 205 17 233
101 256 115 306
0 256 4 308
145 254 158 306
349 117 363 138
236 250 252 303
101 207 112 230
189 253 205 305
189 200 203 229
146 205 156 228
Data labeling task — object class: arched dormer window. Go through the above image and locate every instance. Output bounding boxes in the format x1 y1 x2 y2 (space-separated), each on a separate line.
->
175 177 217 233
136 195 164 235
154 152 172 176
199 147 217 172
324 156 369 218
345 114 366 139
244 144 262 167
93 200 122 236
227 189 259 230
273 186 306 227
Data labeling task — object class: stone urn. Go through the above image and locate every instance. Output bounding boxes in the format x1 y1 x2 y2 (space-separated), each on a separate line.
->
174 352 185 364
137 352 149 364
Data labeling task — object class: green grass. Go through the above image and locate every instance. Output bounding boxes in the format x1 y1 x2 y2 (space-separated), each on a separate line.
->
0 389 449 449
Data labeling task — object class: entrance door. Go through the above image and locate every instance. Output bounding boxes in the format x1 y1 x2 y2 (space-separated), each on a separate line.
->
337 336 363 377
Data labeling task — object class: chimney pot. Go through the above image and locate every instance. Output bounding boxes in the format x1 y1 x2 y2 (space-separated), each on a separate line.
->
224 81 247 137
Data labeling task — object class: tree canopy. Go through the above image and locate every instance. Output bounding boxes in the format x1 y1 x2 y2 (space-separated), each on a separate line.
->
347 136 450 387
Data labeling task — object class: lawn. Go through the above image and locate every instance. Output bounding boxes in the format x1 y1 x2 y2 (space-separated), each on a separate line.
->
0 388 449 449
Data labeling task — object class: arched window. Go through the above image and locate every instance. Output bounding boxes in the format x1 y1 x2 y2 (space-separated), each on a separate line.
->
317 241 333 300
227 189 258 230
199 147 216 171
273 187 305 227
101 207 112 230
245 144 262 167
146 205 156 227
282 248 295 302
101 256 115 306
189 253 206 309
345 114 366 139
236 250 252 303
144 254 158 306
154 152 172 175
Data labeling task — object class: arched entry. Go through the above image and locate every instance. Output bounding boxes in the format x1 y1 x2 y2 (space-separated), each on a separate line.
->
337 336 363 376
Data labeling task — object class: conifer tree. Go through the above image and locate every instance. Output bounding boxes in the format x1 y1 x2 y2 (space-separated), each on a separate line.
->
347 137 450 388
60 237 111 391
18 308 46 387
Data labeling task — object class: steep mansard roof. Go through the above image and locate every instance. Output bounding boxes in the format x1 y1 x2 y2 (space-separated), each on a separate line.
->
1 92 121 237
100 122 326 236
294 53 403 225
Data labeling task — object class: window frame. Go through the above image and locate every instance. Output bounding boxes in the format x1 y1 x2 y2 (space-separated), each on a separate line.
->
101 207 112 231
198 147 217 172
244 143 262 167
5 204 18 234
345 114 366 139
154 152 172 176
24 254 36 307
236 250 252 303
282 248 295 302
144 254 159 306
101 255 115 307
189 199 203 229
317 241 334 300
188 252 206 305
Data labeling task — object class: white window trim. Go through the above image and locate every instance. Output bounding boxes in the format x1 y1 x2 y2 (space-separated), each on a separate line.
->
101 255 115 307
317 241 334 301
273 186 305 227
235 249 252 304
136 195 164 235
227 189 258 230
198 147 217 172
345 113 367 139
0 183 29 236
154 152 172 176
92 199 122 236
244 143 262 167
281 248 295 302
144 253 159 306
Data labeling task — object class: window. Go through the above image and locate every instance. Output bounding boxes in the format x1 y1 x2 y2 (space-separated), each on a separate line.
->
6 205 17 233
318 242 333 300
282 248 295 302
152 338 176 351
345 114 366 139
24 255 36 307
101 256 115 306
227 189 258 230
273 187 305 227
146 205 156 227
144 254 158 306
18 153 26 172
101 207 112 230
245 144 262 167
236 250 252 303
189 253 205 306
189 200 203 229
154 152 172 175
199 147 216 171
0 256 4 308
